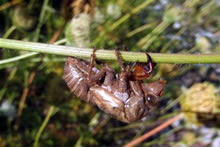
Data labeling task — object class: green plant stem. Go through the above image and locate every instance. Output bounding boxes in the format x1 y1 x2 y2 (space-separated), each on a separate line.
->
3 26 16 39
0 38 220 64
93 0 155 45
109 0 155 32
34 105 55 147
137 21 170 50
0 52 38 64
0 39 66 65
33 0 49 42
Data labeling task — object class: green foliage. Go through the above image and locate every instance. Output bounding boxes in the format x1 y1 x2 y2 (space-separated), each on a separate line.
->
0 0 220 146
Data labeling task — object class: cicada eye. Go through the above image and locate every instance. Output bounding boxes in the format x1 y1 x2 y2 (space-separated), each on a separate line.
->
145 94 158 106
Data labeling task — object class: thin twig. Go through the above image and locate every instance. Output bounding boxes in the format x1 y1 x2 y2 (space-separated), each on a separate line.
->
49 27 64 44
17 0 51 117
0 38 220 63
17 28 63 117
122 113 184 147
0 0 20 11
17 71 36 116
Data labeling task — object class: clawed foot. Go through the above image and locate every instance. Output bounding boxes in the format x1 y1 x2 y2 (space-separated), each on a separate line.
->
144 52 153 74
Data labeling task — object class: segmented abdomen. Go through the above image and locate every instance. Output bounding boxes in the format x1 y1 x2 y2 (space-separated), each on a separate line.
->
63 57 90 101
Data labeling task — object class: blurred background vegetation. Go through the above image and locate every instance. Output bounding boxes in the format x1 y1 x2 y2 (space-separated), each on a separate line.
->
0 0 220 146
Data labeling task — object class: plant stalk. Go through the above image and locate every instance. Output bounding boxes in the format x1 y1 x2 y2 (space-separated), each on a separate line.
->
0 38 220 64
34 105 55 147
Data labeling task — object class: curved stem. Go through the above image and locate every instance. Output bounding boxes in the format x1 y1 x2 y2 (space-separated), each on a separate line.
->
3 26 16 39
0 38 220 64
33 105 55 147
